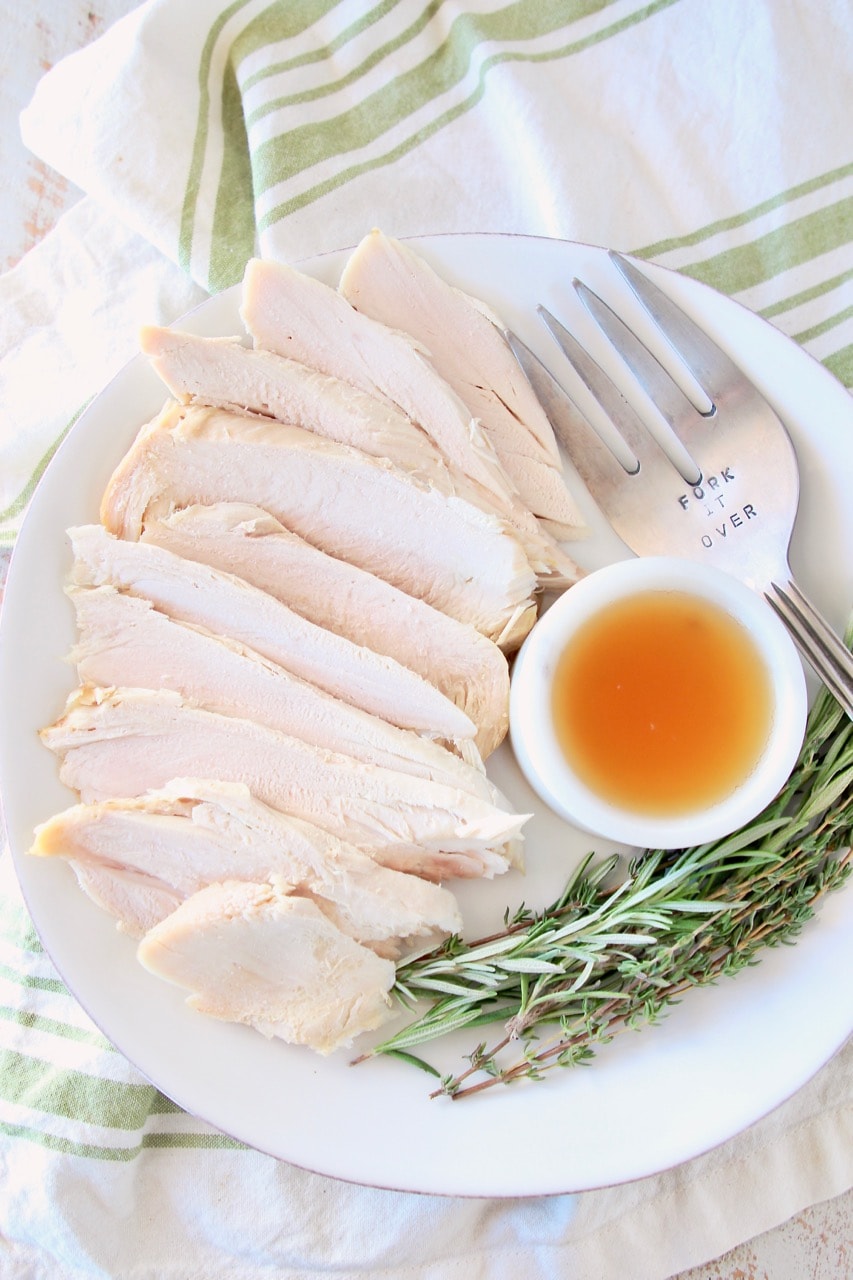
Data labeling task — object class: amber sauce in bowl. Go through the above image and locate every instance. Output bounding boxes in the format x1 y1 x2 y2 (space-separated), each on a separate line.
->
509 558 808 849
551 591 773 817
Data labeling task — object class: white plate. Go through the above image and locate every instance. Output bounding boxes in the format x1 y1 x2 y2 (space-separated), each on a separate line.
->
1 234 852 1197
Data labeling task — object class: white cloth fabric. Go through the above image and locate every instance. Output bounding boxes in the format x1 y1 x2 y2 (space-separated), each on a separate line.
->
0 0 851 1275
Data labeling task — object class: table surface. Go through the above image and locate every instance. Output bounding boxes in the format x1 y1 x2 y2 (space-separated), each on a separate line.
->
0 5 849 1278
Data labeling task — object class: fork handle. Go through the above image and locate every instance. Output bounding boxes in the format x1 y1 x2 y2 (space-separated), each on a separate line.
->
766 580 853 720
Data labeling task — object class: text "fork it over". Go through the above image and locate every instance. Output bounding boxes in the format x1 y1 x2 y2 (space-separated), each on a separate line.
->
676 467 758 549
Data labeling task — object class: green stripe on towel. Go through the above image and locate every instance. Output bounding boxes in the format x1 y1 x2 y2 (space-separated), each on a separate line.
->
0 963 71 999
676 198 853 295
0 1007 113 1050
0 1118 243 1160
241 0 440 109
758 266 853 321
0 898 43 955
0 1048 170 1128
791 303 853 347
252 0 677 196
822 343 853 386
180 0 682 286
254 0 681 233
635 162 853 260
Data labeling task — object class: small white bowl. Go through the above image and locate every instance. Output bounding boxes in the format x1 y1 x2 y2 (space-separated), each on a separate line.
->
510 557 808 849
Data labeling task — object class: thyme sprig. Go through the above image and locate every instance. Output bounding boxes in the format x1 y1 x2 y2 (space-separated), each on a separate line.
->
357 653 853 1099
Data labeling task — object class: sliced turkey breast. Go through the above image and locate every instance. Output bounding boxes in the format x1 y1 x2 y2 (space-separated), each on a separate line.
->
141 503 509 754
137 880 397 1054
69 524 474 742
138 323 566 567
72 861 182 936
41 688 527 880
30 778 462 954
140 325 460 487
339 230 587 541
240 257 580 585
68 585 499 798
99 402 538 649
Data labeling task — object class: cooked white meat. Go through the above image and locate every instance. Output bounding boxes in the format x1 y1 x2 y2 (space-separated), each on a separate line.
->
30 779 462 953
141 503 509 753
137 880 397 1055
71 861 182 936
140 325 460 487
241 257 515 508
240 257 580 585
70 524 474 741
69 586 496 798
41 688 527 880
339 230 587 540
99 402 538 649
138 322 561 570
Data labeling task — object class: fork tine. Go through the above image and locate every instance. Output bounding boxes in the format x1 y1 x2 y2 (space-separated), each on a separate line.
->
502 325 686 540
610 252 746 402
573 280 704 485
506 325 720 561
504 328 633 489
535 306 677 476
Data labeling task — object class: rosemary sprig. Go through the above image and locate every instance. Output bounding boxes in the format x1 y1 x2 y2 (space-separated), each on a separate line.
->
358 650 853 1099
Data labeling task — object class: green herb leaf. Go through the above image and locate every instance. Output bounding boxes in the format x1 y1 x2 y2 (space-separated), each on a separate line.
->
358 627 853 1099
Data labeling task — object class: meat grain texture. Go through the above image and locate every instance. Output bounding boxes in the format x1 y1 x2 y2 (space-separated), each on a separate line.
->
340 230 586 542
30 239 586 1056
241 254 582 586
140 502 510 756
100 401 539 651
32 779 463 957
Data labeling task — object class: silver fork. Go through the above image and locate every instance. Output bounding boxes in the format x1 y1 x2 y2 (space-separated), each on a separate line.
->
507 252 853 718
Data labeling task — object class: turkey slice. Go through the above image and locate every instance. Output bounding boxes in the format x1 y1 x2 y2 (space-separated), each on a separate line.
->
72 861 182 936
339 230 587 541
141 502 509 754
140 325 460 487
99 402 537 649
69 524 473 742
137 881 397 1055
30 778 462 954
240 257 580 585
41 688 527 880
69 585 497 797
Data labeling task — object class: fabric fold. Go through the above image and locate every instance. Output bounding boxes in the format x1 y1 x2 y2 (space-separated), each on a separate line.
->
1 0 852 1274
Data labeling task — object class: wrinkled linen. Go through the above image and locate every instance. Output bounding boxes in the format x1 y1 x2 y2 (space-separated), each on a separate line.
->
0 1 851 1276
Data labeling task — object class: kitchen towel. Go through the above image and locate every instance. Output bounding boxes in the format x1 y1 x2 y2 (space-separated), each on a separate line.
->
5 0 852 545
0 1 851 1275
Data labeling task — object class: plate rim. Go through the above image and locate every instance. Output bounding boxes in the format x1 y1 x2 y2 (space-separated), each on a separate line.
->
1 231 852 1197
